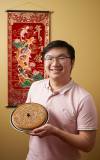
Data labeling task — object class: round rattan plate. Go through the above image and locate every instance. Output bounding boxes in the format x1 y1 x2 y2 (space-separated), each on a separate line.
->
11 103 48 132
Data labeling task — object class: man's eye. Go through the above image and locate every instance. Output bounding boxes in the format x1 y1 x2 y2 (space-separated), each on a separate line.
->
44 56 52 60
48 57 53 60
59 57 65 59
58 56 67 60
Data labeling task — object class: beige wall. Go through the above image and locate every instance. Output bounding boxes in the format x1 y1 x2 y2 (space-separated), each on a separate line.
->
0 0 100 159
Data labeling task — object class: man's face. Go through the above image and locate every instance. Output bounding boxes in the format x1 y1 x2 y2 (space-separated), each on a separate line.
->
44 47 74 82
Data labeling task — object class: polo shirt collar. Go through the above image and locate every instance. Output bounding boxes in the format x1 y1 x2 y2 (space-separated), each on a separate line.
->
45 78 74 94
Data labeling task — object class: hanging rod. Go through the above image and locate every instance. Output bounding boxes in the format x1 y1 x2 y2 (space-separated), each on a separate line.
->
6 10 54 13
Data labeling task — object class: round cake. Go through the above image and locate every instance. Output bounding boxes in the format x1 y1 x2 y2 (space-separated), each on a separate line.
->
11 103 48 132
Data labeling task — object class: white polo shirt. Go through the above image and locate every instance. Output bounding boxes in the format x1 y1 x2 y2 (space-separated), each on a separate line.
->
26 79 97 160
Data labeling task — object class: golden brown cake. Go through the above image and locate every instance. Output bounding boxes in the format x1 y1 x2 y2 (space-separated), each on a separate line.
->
11 103 48 131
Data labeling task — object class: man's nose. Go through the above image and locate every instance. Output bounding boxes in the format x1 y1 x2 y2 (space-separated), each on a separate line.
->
51 58 61 67
52 57 59 63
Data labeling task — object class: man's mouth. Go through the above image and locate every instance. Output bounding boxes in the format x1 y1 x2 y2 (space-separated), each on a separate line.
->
50 67 63 72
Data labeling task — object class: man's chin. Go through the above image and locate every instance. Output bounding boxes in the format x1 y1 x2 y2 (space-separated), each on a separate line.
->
49 74 61 80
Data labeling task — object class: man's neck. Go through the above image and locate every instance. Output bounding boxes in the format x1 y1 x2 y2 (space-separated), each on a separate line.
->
49 78 71 92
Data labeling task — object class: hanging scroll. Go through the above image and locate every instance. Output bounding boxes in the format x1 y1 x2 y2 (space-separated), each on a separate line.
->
8 10 50 106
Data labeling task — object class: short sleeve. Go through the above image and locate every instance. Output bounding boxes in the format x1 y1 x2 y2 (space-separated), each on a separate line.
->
26 89 31 103
77 95 98 130
26 84 33 103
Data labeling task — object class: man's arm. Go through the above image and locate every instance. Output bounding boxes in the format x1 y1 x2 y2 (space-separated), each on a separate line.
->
30 124 96 152
53 126 96 152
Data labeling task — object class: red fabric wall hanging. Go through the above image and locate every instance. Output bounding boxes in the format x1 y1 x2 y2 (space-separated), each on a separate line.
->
8 11 50 106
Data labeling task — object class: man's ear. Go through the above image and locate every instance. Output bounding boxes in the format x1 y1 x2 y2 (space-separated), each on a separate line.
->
70 59 75 72
72 59 75 67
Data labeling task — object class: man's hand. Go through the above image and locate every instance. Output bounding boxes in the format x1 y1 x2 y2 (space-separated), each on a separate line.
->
29 123 56 137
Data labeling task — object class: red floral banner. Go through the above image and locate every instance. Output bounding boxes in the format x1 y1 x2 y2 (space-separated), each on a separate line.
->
8 11 50 106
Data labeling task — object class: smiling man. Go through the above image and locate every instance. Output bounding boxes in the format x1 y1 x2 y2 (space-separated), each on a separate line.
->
26 40 97 160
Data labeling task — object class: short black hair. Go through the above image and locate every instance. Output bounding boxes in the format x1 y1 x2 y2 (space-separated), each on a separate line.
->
41 40 75 60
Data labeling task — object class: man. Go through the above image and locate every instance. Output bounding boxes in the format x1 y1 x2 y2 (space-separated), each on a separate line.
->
26 40 97 160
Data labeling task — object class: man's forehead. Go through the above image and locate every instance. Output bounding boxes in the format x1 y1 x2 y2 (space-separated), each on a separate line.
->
46 47 68 55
